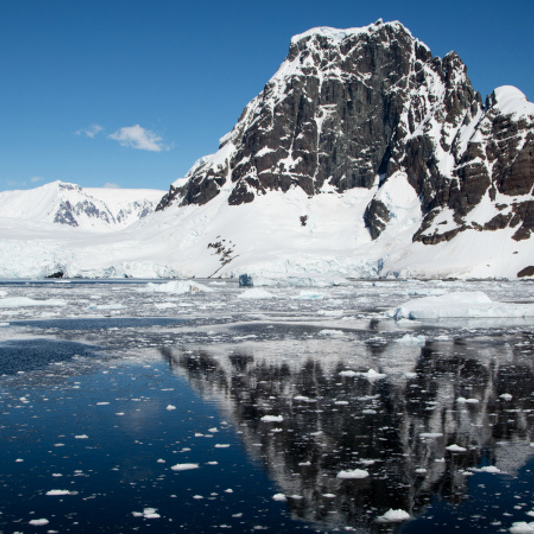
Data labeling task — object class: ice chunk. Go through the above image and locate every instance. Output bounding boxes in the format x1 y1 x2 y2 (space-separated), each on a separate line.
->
336 468 370 479
46 489 78 496
339 370 358 377
395 334 426 346
29 519 50 526
170 463 199 471
261 415 284 423
272 493 287 501
470 465 502 474
376 509 411 523
510 522 534 534
318 329 344 336
0 297 66 308
140 281 212 294
446 444 467 452
359 369 386 380
389 291 534 320
237 288 275 299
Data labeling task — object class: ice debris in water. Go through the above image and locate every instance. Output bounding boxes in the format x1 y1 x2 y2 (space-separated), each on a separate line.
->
170 463 199 471
395 334 426 346
29 519 50 526
0 297 66 308
336 469 370 479
510 522 534 533
132 508 161 519
318 329 344 336
456 397 480 404
261 415 284 423
237 288 276 299
140 280 212 294
470 465 503 474
389 291 534 320
46 489 78 496
359 369 386 380
272 493 287 501
446 444 467 452
376 509 411 523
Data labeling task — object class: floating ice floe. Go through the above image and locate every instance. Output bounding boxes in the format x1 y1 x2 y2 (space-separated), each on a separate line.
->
0 297 66 308
395 334 426 346
388 291 534 320
420 432 444 439
318 329 344 336
261 415 284 423
46 489 78 496
132 507 161 519
140 280 212 294
336 468 370 479
446 444 467 452
339 370 358 378
510 521 534 533
272 493 287 501
237 288 276 299
29 519 50 526
470 465 503 474
358 369 386 380
376 509 411 523
456 397 480 404
295 290 324 300
170 463 199 471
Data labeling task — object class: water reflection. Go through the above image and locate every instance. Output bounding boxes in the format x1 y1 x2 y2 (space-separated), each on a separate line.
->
162 333 534 532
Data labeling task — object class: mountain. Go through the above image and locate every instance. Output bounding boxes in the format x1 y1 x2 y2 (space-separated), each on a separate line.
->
1 20 533 279
0 181 164 232
153 20 534 280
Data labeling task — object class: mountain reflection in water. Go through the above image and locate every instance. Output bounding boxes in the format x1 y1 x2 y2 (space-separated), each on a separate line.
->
161 333 534 532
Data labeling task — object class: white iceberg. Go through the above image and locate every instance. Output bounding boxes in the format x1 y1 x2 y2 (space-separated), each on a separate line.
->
336 468 370 479
389 291 534 320
376 508 411 523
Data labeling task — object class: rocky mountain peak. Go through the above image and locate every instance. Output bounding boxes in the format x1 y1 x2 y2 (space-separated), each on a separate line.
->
158 20 534 256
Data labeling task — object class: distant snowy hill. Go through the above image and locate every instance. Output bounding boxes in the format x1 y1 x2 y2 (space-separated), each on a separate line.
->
0 181 164 232
1 20 533 280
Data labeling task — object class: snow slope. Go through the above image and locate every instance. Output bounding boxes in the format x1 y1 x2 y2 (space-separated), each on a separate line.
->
0 173 532 280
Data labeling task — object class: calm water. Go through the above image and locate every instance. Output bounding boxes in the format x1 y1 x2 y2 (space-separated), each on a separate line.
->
1 279 534 533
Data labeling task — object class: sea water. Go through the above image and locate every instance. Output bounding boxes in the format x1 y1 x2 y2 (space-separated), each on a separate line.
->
1 279 534 533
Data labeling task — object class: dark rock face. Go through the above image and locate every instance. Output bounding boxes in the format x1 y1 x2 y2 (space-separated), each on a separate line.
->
160 21 534 246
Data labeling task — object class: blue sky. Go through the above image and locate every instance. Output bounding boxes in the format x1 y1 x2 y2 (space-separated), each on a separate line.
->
1 0 533 192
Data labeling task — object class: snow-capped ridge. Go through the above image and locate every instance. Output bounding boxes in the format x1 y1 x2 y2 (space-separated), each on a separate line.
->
490 85 534 117
0 180 164 232
290 20 412 45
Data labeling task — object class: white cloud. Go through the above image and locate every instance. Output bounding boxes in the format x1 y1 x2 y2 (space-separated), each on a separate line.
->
75 124 103 138
30 176 44 183
108 124 167 152
103 182 120 189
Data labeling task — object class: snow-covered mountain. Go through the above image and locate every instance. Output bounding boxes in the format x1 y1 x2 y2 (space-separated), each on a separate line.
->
1 20 533 280
0 181 164 232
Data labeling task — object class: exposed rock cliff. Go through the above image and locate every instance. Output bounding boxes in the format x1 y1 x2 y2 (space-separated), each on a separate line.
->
158 21 534 248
